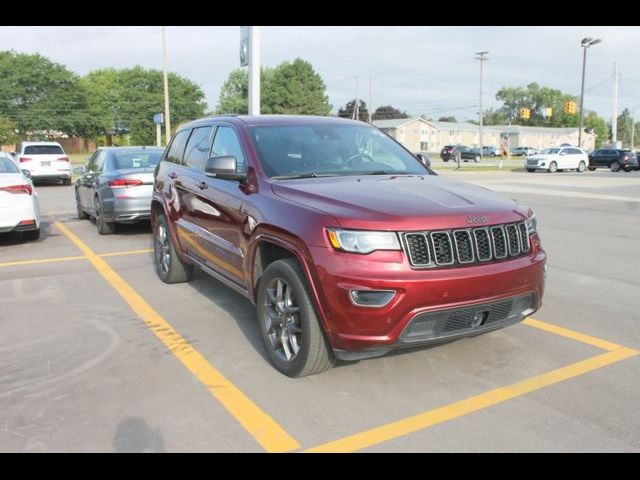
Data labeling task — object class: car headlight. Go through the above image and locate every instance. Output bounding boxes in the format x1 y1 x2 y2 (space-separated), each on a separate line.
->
525 214 538 236
326 228 401 254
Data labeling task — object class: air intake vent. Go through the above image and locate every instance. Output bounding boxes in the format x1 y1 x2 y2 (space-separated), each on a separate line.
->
430 232 454 265
453 230 474 263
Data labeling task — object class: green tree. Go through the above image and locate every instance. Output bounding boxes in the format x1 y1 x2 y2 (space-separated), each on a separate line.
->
83 67 207 145
372 105 409 120
338 99 369 120
263 59 331 115
583 111 609 148
0 117 19 145
615 108 640 148
0 51 89 136
215 68 274 114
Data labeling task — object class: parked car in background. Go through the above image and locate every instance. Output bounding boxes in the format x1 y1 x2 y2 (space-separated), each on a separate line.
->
482 146 500 157
74 146 164 234
587 148 638 172
525 146 588 173
151 115 545 377
440 145 481 162
14 141 71 185
0 155 40 240
511 146 538 157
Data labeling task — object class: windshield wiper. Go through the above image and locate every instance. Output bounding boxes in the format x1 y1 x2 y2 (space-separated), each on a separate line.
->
273 172 337 180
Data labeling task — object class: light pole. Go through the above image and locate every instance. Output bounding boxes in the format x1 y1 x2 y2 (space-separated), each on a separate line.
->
162 26 171 145
578 37 602 148
475 51 489 160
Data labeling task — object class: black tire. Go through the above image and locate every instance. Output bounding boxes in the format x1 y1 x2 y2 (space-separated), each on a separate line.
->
577 161 586 173
588 167 596 171
257 258 335 377
153 213 193 284
63 178 71 186
474 155 480 163
610 161 620 172
23 228 40 241
94 195 116 235
526 168 536 173
548 161 558 173
75 190 88 219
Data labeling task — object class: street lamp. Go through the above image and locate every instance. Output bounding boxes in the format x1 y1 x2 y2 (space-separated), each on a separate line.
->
578 37 602 148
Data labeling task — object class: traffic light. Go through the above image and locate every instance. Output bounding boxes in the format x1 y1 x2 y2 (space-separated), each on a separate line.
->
519 108 531 119
564 101 577 114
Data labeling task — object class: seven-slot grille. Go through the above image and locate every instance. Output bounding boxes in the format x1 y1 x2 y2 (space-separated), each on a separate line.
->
403 221 531 268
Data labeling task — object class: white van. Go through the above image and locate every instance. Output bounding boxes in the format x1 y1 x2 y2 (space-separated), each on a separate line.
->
15 141 72 185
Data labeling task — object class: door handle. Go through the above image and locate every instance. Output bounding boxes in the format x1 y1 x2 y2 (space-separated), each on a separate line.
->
197 181 208 190
168 172 178 179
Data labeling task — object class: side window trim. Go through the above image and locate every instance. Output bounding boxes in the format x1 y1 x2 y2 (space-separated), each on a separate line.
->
165 128 194 165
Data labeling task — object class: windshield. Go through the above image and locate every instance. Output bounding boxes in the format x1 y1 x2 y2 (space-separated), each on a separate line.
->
24 145 64 155
249 124 428 178
110 150 163 170
0 157 20 173
541 148 560 154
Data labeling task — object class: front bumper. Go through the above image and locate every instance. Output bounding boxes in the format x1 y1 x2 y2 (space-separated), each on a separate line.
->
308 238 546 355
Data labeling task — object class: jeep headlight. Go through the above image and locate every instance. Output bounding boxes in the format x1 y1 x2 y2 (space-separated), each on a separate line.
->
326 228 401 254
525 214 538 236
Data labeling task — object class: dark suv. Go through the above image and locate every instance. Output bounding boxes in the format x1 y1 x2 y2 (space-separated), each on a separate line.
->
587 148 638 172
440 145 481 162
152 116 545 377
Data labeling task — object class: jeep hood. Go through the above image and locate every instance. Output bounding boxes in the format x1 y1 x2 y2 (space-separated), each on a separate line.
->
272 175 528 230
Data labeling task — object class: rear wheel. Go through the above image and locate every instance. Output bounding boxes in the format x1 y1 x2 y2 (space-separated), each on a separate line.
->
526 168 536 173
75 190 88 219
610 161 621 172
153 213 193 283
94 195 116 235
548 161 558 173
63 178 71 186
474 155 480 163
257 258 335 377
577 161 586 172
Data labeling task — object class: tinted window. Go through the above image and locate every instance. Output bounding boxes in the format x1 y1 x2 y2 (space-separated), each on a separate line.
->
567 148 582 155
86 150 99 172
166 130 191 164
95 150 108 172
110 150 163 170
211 127 246 172
183 126 214 170
0 157 19 173
249 124 427 178
24 145 64 155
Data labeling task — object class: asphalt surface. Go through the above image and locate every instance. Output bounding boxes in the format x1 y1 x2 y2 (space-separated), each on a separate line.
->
0 170 638 452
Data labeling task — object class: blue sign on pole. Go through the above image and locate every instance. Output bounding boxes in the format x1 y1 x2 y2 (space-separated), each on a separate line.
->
153 113 164 125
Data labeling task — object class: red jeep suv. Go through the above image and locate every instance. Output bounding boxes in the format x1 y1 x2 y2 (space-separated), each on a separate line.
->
152 115 546 377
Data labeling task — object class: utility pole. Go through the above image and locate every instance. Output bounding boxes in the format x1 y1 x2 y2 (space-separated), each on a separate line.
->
162 26 171 145
248 26 260 115
612 62 619 146
354 76 360 121
475 51 489 160
368 76 372 124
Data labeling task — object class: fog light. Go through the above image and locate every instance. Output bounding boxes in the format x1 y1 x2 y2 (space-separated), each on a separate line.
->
349 290 396 307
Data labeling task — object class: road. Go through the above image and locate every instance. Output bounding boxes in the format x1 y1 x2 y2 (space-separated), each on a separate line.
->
1 170 638 452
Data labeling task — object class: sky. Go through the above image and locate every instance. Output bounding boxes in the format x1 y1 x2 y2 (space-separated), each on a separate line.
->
1 26 639 123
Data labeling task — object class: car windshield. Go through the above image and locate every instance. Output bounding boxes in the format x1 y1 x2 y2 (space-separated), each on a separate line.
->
24 145 64 155
541 148 561 154
249 124 428 178
0 157 20 173
110 150 163 170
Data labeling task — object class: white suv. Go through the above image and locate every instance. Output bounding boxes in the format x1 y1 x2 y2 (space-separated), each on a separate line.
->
15 141 72 185
525 146 588 173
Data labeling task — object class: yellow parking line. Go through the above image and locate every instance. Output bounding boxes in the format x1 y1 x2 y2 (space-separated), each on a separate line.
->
0 255 86 268
523 317 624 352
305 347 638 453
54 221 298 453
100 248 152 257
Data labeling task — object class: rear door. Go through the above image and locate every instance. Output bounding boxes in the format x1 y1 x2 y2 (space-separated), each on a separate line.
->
78 149 101 208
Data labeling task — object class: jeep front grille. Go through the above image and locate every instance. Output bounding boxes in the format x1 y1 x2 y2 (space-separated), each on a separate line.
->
402 221 531 268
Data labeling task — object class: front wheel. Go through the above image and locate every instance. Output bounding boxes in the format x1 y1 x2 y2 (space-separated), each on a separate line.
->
577 161 586 172
526 168 536 173
610 161 621 172
153 213 193 284
474 155 480 163
548 161 558 173
257 259 335 377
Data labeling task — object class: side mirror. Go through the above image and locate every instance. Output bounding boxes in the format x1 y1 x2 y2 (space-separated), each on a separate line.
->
21 169 31 178
205 155 247 182
73 166 85 175
415 153 431 168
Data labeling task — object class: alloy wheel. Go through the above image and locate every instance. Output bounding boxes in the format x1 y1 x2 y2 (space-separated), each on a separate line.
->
262 277 302 362
155 223 171 275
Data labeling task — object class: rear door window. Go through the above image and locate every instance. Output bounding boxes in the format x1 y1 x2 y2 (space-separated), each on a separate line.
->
183 126 215 171
166 130 191 164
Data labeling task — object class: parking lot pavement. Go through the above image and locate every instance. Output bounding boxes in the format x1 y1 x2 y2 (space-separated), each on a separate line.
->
1 177 638 452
